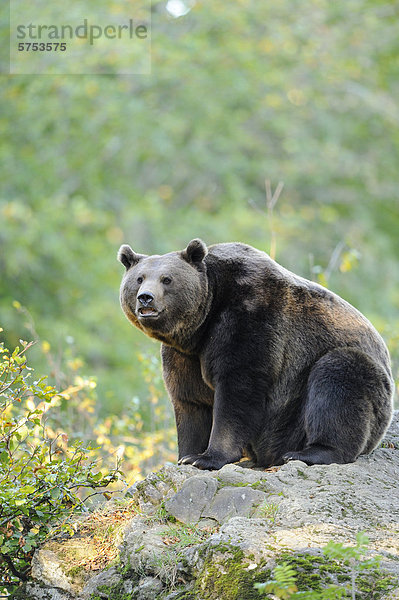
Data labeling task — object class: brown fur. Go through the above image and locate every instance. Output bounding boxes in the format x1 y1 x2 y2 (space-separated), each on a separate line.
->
118 240 394 470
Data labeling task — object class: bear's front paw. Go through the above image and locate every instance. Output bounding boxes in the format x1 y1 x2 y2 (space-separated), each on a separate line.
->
178 451 230 470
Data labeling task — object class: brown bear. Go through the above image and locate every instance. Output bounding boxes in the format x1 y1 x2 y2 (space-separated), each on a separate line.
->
118 239 394 470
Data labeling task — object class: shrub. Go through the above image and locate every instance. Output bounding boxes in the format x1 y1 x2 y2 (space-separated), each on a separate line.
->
0 331 121 595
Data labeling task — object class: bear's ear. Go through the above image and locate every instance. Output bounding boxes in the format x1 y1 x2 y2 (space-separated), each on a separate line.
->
181 239 208 265
117 245 144 269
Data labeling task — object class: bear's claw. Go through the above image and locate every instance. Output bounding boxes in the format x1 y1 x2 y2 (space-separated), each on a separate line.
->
282 451 310 464
178 452 228 470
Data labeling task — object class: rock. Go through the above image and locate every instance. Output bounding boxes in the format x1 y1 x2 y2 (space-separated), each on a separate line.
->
162 588 195 600
382 413 399 448
136 576 163 599
203 486 267 523
207 516 273 562
132 462 203 513
164 472 267 525
123 516 168 571
14 413 399 600
12 582 74 600
193 518 275 600
164 475 219 524
31 549 74 593
211 463 268 486
79 567 122 599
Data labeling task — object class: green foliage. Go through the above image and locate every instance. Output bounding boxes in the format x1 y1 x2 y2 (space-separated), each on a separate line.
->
37 341 177 482
255 563 301 599
255 533 393 599
257 500 280 524
255 561 347 600
1 311 177 482
0 335 121 595
323 532 380 574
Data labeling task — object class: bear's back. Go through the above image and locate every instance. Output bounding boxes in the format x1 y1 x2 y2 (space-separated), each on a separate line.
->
205 242 391 370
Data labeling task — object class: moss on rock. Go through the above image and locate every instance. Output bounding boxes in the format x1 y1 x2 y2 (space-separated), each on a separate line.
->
275 551 398 599
195 544 270 600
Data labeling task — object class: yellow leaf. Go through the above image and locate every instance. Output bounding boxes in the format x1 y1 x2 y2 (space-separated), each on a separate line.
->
42 340 51 354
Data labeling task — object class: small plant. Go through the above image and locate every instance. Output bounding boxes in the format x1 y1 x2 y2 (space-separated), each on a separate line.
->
257 500 280 524
152 523 217 588
0 332 121 595
256 562 302 599
255 533 389 599
161 523 215 549
323 533 381 600
255 561 346 599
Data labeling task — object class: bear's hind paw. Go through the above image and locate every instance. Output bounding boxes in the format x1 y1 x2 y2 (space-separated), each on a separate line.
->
282 446 349 466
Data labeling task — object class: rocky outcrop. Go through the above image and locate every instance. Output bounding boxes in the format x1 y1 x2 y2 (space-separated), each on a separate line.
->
13 413 399 600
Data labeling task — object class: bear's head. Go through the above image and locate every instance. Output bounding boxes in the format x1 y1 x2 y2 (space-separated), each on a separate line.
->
118 239 210 348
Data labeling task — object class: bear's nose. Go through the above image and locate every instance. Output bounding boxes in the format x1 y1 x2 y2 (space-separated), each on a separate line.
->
137 292 154 307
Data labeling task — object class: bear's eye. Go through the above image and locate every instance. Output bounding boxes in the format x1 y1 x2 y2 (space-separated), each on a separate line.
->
137 276 144 285
162 277 172 285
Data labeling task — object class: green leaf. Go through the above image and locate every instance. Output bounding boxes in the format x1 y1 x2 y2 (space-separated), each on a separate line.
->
21 485 36 494
0 450 9 465
14 499 26 507
50 487 62 499
22 540 34 552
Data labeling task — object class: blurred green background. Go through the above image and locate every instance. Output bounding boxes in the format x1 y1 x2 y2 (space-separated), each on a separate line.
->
1 0 398 474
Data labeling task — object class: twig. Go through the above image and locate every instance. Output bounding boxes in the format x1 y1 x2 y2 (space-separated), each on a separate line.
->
0 554 28 581
265 179 284 211
324 240 346 281
265 179 284 260
247 198 264 215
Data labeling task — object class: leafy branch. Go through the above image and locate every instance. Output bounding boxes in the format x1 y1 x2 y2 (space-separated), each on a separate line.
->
0 331 123 595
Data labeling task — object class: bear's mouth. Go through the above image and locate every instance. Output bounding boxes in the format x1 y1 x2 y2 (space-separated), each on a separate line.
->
138 307 159 318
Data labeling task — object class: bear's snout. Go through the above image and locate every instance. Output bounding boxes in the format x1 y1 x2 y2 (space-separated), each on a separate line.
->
136 290 161 319
137 292 155 307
